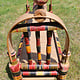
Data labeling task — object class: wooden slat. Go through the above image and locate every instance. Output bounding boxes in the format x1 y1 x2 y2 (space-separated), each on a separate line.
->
23 77 55 80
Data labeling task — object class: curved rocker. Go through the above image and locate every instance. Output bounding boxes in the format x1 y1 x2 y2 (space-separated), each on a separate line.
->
7 0 71 80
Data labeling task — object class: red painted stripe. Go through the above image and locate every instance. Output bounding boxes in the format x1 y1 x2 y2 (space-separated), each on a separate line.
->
58 63 60 68
47 37 51 45
37 39 40 46
58 47 62 54
40 25 45 31
30 26 46 31
12 58 17 62
23 72 29 76
43 63 49 69
49 11 53 13
10 62 20 73
33 63 36 70
25 38 29 45
21 34 24 38
56 28 57 30
64 67 69 71
22 71 58 76
36 26 40 31
38 61 41 65
20 63 59 70
38 52 41 54
51 71 58 75
30 27 36 31
62 64 69 71
29 65 33 70
47 60 50 65
27 52 31 54
29 60 32 65
16 29 18 32
29 63 36 70
30 26 33 31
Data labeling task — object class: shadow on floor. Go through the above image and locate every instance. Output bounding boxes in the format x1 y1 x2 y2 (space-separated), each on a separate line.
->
6 63 13 80
20 52 57 64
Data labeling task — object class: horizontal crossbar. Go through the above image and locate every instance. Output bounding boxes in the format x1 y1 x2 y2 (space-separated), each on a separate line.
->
20 63 59 70
12 26 62 33
22 71 58 76
13 22 64 30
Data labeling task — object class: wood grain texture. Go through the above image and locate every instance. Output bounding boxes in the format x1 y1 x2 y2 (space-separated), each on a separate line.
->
23 77 55 80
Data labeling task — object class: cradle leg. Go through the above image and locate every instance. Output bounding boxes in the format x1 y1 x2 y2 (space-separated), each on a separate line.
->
57 75 67 80
9 61 22 80
35 31 41 65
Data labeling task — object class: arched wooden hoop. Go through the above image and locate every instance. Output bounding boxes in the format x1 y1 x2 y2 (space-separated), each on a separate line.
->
7 12 69 63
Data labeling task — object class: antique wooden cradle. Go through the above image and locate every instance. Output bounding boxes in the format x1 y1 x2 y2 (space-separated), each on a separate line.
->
7 0 71 80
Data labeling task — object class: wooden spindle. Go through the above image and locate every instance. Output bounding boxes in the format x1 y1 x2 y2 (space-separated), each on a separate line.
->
46 31 52 64
35 31 41 65
24 32 32 65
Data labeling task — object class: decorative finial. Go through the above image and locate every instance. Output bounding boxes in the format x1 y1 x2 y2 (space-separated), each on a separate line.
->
34 0 48 6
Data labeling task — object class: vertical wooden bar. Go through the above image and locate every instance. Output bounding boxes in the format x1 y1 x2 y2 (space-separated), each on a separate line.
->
35 31 41 64
53 30 62 61
49 0 52 12
46 31 52 64
26 0 30 12
24 32 32 65
23 1 32 65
